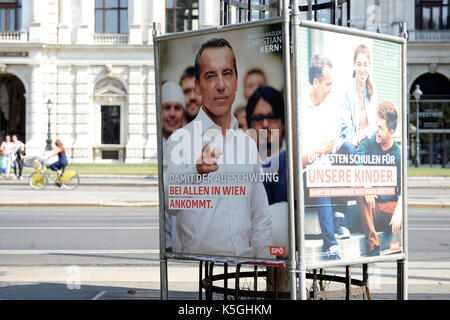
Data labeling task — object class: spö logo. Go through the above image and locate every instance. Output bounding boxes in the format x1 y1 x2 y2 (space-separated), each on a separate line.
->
269 246 287 257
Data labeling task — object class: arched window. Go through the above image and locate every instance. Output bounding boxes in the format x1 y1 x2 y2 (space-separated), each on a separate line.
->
409 73 450 167
95 0 128 34
410 73 450 100
0 0 21 32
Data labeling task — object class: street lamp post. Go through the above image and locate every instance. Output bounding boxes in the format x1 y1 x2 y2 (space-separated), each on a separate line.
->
46 99 53 151
413 85 423 167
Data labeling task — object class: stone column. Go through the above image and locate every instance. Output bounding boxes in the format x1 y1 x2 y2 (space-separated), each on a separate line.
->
129 0 142 44
26 65 46 156
76 0 91 44
199 0 220 29
58 0 72 44
56 65 76 151
144 65 157 162
147 0 165 40
71 66 93 162
126 66 146 163
29 0 43 42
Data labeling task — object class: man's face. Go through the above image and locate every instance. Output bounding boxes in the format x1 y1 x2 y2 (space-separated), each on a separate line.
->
244 73 265 100
250 98 284 148
313 65 333 104
162 102 185 135
12 135 17 143
195 46 238 120
375 116 393 146
181 76 202 118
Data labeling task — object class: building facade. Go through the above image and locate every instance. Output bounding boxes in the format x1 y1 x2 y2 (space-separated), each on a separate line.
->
350 0 450 168
0 0 448 166
1 0 184 163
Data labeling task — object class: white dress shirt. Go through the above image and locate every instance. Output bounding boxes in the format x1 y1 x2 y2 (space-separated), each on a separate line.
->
301 93 341 167
162 136 181 252
163 107 272 258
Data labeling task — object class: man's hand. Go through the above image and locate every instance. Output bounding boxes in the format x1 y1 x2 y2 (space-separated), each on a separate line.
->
365 195 377 210
196 144 222 174
389 205 402 233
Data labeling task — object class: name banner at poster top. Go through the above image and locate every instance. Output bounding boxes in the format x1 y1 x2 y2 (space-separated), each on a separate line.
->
306 166 397 188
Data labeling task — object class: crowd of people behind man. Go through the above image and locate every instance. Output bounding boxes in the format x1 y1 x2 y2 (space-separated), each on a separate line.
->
0 134 26 180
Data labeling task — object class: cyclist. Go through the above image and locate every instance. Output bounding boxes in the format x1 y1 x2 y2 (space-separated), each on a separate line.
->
44 139 68 186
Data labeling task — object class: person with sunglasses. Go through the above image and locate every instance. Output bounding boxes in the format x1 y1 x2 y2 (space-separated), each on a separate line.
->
246 86 285 161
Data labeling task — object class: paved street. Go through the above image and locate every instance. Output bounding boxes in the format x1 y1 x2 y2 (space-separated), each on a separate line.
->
0 179 448 299
409 207 450 262
0 206 199 300
0 207 159 255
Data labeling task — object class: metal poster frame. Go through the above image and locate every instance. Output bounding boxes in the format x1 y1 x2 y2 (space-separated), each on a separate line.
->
291 16 408 298
153 17 296 300
155 2 408 300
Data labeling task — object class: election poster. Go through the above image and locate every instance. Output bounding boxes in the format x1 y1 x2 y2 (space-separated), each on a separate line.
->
156 20 290 262
296 27 404 264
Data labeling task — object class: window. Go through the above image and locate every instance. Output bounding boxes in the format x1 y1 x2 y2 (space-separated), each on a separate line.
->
101 105 121 144
166 0 198 33
95 0 128 34
0 0 21 32
415 0 450 30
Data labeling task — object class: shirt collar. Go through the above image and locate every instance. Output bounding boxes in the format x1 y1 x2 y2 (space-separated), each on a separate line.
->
195 106 238 132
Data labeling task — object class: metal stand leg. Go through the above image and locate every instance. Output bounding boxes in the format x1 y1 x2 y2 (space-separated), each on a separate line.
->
254 265 258 293
312 269 318 300
160 258 168 300
199 261 203 300
235 264 241 299
362 263 372 300
397 260 405 300
345 266 351 300
205 262 214 300
224 263 228 300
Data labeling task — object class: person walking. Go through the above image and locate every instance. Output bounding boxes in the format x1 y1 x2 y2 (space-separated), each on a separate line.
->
11 134 25 180
0 150 8 179
0 135 14 179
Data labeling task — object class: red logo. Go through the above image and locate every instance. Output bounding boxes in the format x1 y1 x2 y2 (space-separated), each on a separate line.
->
269 246 287 256
390 242 401 251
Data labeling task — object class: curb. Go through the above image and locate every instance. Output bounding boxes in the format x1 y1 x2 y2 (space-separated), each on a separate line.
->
408 202 450 209
0 202 159 208
0 182 159 187
0 202 447 208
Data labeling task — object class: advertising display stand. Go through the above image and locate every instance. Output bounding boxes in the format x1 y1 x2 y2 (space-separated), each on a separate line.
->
154 0 408 300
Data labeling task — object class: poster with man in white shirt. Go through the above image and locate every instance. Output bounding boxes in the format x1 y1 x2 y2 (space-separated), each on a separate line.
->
160 23 285 260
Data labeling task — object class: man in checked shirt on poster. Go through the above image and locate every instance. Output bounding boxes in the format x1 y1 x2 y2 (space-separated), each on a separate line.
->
163 37 272 258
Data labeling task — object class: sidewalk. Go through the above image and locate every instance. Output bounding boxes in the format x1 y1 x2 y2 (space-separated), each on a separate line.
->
2 261 448 300
0 176 159 207
0 176 448 208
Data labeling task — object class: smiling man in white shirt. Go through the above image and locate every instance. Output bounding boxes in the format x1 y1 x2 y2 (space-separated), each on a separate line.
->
163 38 272 259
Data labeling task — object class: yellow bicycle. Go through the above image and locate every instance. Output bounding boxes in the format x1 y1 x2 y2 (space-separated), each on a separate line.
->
29 161 80 190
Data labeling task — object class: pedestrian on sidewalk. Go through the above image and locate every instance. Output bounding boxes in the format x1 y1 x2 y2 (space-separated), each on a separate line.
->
0 150 8 179
0 135 14 179
12 134 25 180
